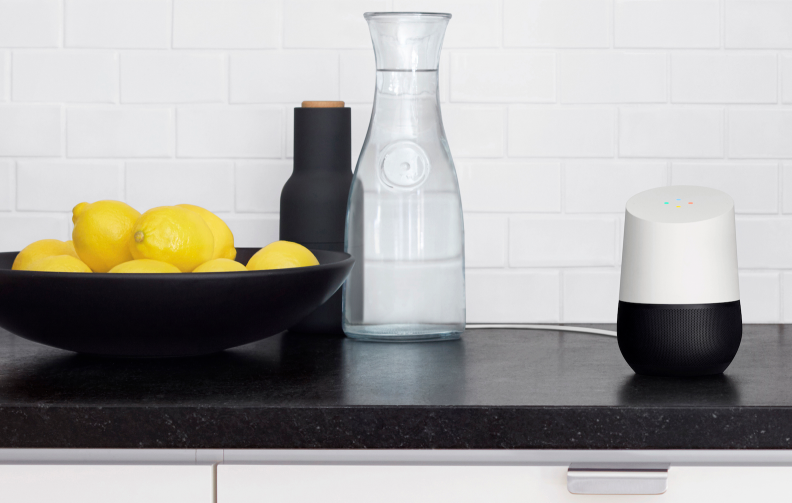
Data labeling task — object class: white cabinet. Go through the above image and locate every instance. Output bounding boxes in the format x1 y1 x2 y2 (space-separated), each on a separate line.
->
0 464 214 503
2 450 792 502
217 464 792 503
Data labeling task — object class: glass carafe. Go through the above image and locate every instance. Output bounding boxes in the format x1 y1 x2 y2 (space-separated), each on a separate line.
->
343 12 465 342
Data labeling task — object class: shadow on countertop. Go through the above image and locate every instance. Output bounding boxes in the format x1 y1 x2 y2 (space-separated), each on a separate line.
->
0 329 467 407
618 374 740 405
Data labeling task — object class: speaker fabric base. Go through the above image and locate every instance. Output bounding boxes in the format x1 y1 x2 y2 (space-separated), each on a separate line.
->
617 300 742 377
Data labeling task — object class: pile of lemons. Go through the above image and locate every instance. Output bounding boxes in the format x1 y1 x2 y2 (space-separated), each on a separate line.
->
12 200 319 274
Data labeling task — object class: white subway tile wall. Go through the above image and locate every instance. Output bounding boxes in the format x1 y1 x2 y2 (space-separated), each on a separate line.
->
339 50 375 104
120 52 225 104
782 55 792 104
176 107 282 158
558 51 666 104
442 106 505 158
503 0 611 48
172 0 280 49
783 273 792 323
619 108 723 158
565 162 667 213
282 0 386 48
738 271 781 323
0 161 13 211
13 51 118 103
0 105 61 156
450 52 555 102
670 53 777 104
230 52 339 103
17 161 122 211
509 107 615 157
509 216 617 267
457 161 560 212
126 161 234 212
64 0 172 49
235 161 293 213
729 110 792 158
614 0 720 49
67 108 173 158
671 163 778 214
463 214 507 268
0 0 61 48
0 0 788 323
466 269 560 323
724 1 792 49
562 270 621 323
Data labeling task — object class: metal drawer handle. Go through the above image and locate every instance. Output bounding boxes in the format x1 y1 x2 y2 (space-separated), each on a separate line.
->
567 463 670 495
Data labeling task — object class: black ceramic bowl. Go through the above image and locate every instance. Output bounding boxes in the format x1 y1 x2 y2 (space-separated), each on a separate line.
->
0 248 353 357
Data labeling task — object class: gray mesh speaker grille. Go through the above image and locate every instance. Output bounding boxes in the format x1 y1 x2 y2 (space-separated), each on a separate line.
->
617 301 742 377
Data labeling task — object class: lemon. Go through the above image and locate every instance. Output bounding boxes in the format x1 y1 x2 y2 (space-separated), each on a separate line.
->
109 259 180 274
72 201 141 273
27 255 92 273
177 204 236 261
247 241 319 271
193 258 247 273
12 239 80 271
128 206 214 272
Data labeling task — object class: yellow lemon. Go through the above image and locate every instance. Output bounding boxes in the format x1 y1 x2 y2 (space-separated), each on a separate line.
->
128 206 214 272
177 204 236 261
109 259 180 274
72 200 141 273
12 239 80 271
27 255 92 273
247 241 319 271
193 258 247 272
193 258 247 273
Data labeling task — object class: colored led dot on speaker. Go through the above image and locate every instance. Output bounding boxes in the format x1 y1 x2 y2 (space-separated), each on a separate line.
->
676 205 681 208
664 202 669 204
677 199 681 201
689 202 693 204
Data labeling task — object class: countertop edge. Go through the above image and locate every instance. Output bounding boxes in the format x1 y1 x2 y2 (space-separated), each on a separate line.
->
1 405 791 450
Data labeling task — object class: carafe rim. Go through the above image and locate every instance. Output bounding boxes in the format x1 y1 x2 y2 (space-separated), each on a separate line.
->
364 11 451 20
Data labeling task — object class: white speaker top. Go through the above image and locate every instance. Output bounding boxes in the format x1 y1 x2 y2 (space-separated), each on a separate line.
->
626 185 735 225
620 185 739 305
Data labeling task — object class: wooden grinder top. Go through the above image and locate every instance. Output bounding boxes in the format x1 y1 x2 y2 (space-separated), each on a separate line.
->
301 101 345 108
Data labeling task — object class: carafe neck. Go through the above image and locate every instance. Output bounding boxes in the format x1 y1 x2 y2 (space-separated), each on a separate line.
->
374 69 438 99
371 70 440 130
366 12 450 71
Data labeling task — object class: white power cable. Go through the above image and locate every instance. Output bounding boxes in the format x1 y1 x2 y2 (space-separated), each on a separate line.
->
465 324 617 337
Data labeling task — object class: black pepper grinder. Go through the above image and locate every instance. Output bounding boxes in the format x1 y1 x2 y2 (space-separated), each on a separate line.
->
280 101 352 335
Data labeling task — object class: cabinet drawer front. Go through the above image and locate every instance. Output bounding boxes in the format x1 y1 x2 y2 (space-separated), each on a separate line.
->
218 465 792 502
0 465 214 503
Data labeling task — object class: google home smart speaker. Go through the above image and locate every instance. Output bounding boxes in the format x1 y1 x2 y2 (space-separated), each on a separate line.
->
617 186 742 377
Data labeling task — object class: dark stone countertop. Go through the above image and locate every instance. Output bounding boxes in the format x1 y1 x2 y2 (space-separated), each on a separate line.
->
0 325 791 450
